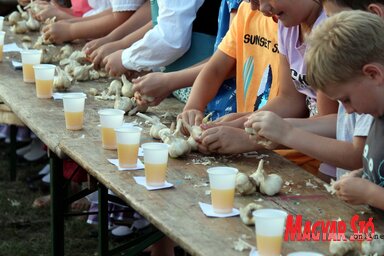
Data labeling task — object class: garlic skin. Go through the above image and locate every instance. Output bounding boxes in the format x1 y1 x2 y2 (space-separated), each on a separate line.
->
53 66 72 91
235 172 256 195
239 203 263 225
250 160 283 196
26 14 40 31
59 45 74 60
136 112 167 139
244 127 274 149
121 74 134 97
329 240 360 256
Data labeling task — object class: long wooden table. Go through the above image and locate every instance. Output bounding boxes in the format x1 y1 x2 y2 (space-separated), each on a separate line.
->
1 32 383 256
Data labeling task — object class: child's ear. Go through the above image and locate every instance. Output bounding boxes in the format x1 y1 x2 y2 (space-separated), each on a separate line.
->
362 63 384 82
367 4 384 18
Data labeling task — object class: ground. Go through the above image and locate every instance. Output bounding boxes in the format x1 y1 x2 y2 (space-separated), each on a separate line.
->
0 138 172 256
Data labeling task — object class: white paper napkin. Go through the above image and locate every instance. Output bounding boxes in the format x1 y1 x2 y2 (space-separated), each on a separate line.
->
108 158 144 171
52 92 87 100
11 60 22 69
198 202 240 218
133 176 173 190
3 43 23 52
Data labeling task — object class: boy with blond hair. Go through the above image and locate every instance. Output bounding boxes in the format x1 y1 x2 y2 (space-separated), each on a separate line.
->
305 10 384 210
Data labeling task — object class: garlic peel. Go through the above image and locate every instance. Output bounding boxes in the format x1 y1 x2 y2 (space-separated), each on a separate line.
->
239 203 263 225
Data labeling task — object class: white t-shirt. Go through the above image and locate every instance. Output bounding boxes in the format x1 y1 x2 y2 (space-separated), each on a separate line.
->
121 0 205 71
336 104 373 179
111 0 145 12
83 0 111 17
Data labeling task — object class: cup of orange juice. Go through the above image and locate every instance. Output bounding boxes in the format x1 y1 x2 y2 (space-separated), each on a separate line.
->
33 64 56 99
0 31 5 62
253 209 288 256
98 109 125 150
207 167 238 214
62 93 86 130
0 16 4 31
115 126 142 168
20 49 42 83
142 142 169 186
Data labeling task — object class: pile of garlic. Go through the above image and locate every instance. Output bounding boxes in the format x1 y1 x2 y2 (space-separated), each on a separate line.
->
136 113 191 158
8 5 41 34
329 234 384 256
235 159 283 196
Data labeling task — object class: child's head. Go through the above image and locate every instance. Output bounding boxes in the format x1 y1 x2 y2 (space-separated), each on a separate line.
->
323 0 384 16
305 10 384 117
258 0 322 27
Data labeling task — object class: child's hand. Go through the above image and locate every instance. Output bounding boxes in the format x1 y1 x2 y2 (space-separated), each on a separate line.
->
103 50 126 77
334 177 371 205
42 21 71 44
90 42 121 70
83 37 111 56
178 109 204 128
244 111 292 146
198 126 259 154
132 73 173 107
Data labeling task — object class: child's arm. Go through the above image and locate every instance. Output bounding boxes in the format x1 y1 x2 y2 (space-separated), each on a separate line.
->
91 21 152 70
180 50 236 126
84 1 151 56
334 177 384 210
245 111 365 170
132 63 206 106
43 10 133 44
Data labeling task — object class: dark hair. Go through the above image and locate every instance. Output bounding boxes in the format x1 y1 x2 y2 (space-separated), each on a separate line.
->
323 0 384 10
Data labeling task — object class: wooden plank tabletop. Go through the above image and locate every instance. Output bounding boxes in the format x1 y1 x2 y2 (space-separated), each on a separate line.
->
1 25 383 256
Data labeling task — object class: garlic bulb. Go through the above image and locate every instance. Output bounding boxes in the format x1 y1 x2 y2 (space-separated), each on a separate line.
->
361 233 384 255
54 67 72 91
63 60 81 77
128 98 148 116
114 86 133 113
239 203 263 225
67 50 88 64
136 112 167 139
107 80 122 96
182 119 202 151
11 20 28 34
249 160 283 196
17 5 29 20
8 11 22 25
329 240 359 256
26 14 40 31
89 70 100 80
73 64 93 81
121 74 134 97
59 45 74 60
235 172 256 195
165 119 191 158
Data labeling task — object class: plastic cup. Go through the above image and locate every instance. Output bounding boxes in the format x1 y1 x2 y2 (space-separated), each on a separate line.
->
0 31 5 62
142 142 169 186
0 16 4 31
98 109 125 150
115 126 142 168
33 64 56 99
62 93 86 130
287 253 324 256
21 49 42 83
207 167 238 214
253 209 288 256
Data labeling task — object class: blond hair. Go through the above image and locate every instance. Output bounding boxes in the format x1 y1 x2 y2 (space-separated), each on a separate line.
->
305 10 384 90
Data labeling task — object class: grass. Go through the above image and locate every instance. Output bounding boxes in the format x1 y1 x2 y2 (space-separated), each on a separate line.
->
0 138 110 256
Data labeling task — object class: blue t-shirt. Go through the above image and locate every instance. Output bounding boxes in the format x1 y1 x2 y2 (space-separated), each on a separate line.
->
206 0 242 120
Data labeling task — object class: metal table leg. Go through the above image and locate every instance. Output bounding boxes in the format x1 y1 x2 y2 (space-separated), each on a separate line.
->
98 183 109 256
50 151 64 256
